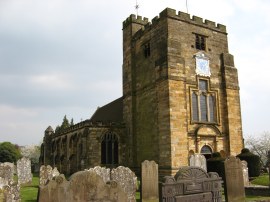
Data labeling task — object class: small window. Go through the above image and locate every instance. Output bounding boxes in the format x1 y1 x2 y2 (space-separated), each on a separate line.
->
199 80 208 91
144 42 151 58
195 34 206 51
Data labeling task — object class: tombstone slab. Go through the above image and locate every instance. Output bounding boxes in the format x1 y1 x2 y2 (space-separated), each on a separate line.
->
189 154 207 172
224 156 245 202
242 160 249 186
39 165 53 186
141 160 159 202
39 171 128 202
17 157 32 185
111 166 137 202
86 166 110 183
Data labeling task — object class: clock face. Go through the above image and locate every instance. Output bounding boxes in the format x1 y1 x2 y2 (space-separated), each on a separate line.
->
196 56 211 77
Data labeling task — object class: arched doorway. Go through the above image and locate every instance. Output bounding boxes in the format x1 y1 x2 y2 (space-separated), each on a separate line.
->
200 145 212 159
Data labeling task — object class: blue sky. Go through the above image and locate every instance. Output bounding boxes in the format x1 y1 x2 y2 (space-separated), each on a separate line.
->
0 0 269 145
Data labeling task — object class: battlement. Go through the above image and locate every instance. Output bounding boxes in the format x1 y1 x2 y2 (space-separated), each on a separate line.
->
123 7 226 36
123 14 149 29
52 119 125 138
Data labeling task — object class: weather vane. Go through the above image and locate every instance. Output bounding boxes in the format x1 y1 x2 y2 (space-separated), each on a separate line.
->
135 0 139 16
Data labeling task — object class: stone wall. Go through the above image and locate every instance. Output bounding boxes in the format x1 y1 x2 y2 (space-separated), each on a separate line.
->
40 121 126 176
122 7 244 175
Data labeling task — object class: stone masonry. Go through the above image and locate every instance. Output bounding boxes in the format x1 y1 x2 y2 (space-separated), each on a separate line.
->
40 7 244 177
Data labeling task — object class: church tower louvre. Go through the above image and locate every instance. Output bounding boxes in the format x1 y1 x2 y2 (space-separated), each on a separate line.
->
122 8 244 176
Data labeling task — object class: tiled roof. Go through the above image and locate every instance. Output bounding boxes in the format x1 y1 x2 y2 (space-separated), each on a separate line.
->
90 97 123 123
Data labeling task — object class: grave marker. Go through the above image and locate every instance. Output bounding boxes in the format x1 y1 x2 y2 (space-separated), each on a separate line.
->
141 160 159 202
224 156 245 202
17 157 32 185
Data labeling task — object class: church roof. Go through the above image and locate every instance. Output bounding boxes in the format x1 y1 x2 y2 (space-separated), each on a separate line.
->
90 97 123 123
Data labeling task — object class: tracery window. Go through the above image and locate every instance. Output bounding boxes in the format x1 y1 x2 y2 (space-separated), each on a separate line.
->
191 79 217 123
101 132 118 165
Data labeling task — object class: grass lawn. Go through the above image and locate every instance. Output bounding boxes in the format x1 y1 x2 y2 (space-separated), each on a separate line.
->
20 173 39 202
250 173 269 186
20 173 270 202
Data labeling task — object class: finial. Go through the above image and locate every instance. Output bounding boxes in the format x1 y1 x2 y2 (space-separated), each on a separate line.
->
135 0 139 16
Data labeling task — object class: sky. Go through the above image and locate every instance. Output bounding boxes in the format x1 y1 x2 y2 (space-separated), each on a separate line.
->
0 0 269 146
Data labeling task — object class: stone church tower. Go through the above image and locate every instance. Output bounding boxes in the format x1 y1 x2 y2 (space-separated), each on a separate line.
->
122 8 244 176
40 7 244 177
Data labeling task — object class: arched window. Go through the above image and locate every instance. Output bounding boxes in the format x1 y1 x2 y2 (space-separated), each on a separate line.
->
200 145 212 154
191 79 217 123
101 132 118 165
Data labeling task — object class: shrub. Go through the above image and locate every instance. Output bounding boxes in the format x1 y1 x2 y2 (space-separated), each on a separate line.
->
237 148 261 177
207 152 225 180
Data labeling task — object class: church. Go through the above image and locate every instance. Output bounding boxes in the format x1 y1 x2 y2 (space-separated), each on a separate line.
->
40 8 244 176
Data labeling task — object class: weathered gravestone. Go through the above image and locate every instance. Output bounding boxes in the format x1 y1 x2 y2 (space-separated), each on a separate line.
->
224 156 245 202
161 166 223 202
189 154 207 172
141 160 159 202
0 164 14 189
51 167 60 178
39 165 53 186
17 157 32 185
111 166 137 202
86 166 110 183
242 160 249 186
3 181 20 202
39 171 128 202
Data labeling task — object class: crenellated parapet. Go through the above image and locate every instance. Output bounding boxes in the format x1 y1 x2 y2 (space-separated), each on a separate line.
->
122 14 149 29
51 120 125 138
123 7 226 39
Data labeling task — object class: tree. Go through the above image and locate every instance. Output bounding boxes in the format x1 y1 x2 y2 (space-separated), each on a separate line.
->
20 145 40 165
60 115 70 130
245 132 270 166
0 142 22 163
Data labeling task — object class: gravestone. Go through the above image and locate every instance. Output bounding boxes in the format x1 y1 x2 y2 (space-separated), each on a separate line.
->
39 165 53 186
224 156 245 202
0 164 14 189
17 157 32 185
51 167 60 178
111 166 137 202
39 171 128 202
86 166 110 183
242 160 249 186
161 166 223 202
3 181 20 202
141 160 159 202
189 154 207 171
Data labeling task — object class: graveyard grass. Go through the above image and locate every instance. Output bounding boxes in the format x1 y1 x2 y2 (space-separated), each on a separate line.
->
250 173 269 186
20 173 39 202
20 173 269 201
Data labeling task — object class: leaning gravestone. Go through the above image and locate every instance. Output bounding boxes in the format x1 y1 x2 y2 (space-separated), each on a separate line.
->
86 166 110 183
111 166 137 202
17 157 32 185
189 154 207 172
39 165 53 186
39 171 128 202
141 160 159 202
242 160 249 186
224 156 245 202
